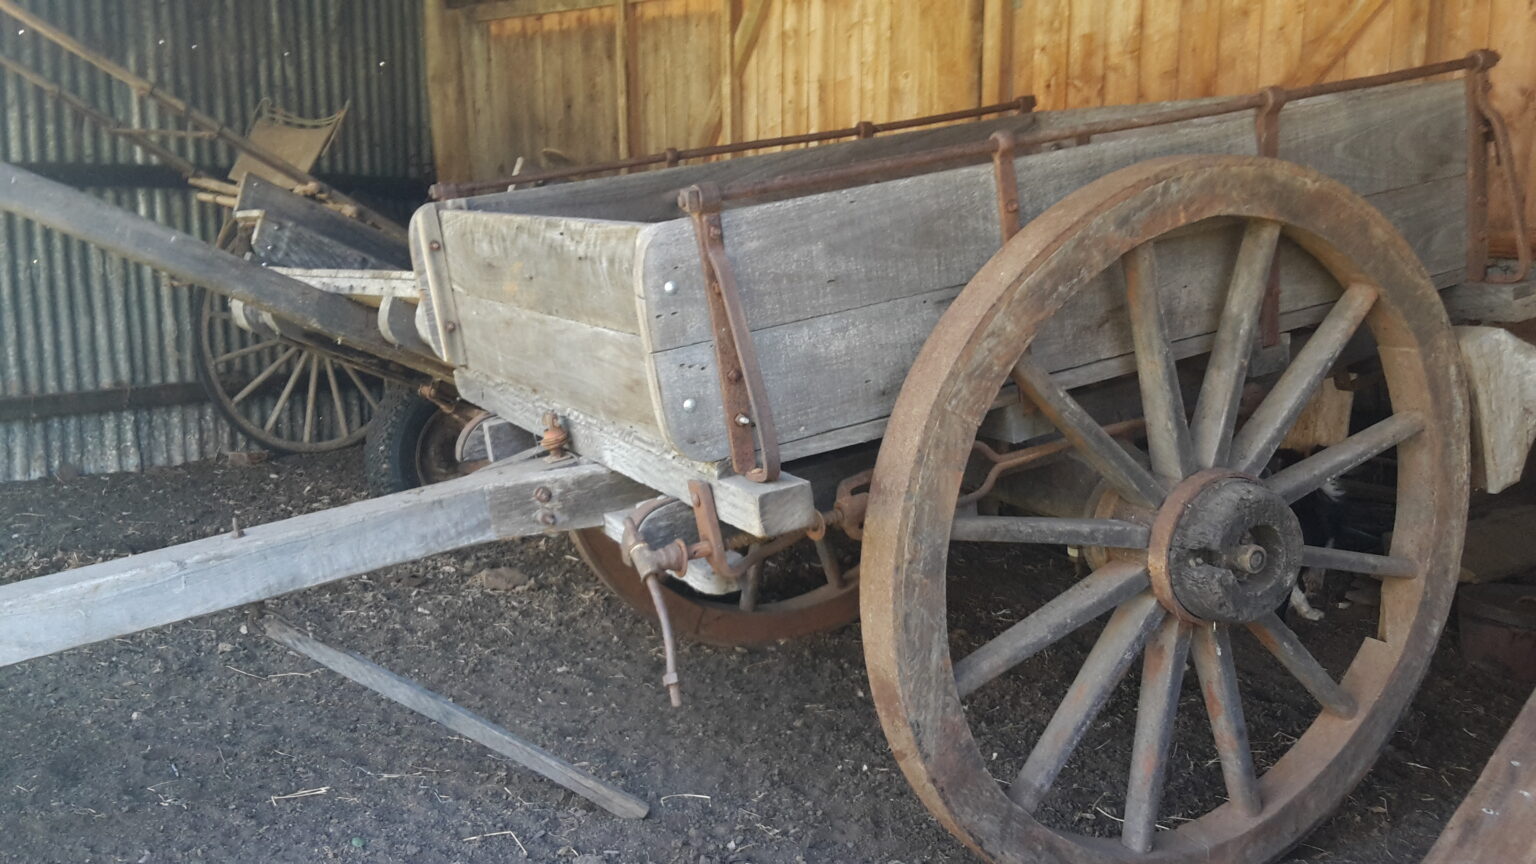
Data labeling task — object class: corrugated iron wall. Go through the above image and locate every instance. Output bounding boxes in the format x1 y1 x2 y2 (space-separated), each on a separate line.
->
0 0 430 481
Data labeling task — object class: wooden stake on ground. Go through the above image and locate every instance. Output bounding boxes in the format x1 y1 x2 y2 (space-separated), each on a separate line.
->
262 617 650 820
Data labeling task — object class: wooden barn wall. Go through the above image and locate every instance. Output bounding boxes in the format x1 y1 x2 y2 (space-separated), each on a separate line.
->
425 0 1536 240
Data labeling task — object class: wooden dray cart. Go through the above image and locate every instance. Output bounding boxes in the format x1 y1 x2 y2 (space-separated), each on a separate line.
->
2 47 1533 863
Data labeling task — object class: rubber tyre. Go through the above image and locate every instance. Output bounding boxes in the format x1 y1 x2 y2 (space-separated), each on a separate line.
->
364 386 453 495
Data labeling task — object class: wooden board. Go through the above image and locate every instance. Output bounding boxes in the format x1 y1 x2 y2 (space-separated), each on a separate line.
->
454 367 815 536
1423 683 1536 863
237 175 411 269
0 458 651 668
438 209 643 335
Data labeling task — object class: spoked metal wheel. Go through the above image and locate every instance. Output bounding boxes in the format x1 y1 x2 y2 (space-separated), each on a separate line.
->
571 528 860 647
862 156 1467 863
193 224 385 453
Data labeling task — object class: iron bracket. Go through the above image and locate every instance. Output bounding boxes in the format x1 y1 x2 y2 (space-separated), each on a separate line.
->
677 182 782 483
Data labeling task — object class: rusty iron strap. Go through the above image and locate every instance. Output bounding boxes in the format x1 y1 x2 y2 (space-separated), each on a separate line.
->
1468 53 1531 284
990 130 1022 243
1253 87 1287 348
678 183 781 483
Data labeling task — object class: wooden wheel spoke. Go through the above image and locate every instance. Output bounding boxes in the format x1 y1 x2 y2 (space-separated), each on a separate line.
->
1008 593 1165 812
1190 219 1282 469
229 346 299 406
1125 242 1195 482
1012 355 1166 510
950 516 1149 549
214 338 280 366
324 360 350 438
1246 612 1357 717
1301 546 1417 579
1122 617 1193 852
955 561 1150 698
1265 412 1423 502
1231 284 1378 474
340 362 381 412
263 353 309 432
1191 624 1263 816
303 354 320 444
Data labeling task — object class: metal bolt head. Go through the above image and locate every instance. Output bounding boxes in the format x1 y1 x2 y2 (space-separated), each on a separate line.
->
662 281 677 294
538 512 558 527
429 240 442 251
1228 544 1267 575
682 398 697 412
726 368 743 383
734 413 752 427
444 321 458 333
533 486 552 504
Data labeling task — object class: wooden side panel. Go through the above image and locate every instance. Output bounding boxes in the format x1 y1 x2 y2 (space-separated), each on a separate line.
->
641 80 1465 352
638 80 1467 462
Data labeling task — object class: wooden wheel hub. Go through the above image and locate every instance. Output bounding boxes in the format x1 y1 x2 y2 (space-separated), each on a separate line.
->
1148 469 1302 624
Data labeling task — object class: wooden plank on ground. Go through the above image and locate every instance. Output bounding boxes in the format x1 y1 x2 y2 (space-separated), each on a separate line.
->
1423 684 1536 863
263 617 650 819
0 459 650 668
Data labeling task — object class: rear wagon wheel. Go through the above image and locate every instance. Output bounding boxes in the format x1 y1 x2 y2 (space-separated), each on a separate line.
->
861 156 1467 863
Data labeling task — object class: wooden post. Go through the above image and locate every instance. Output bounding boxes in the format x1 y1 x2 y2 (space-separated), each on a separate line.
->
719 0 736 146
615 0 632 159
263 617 649 820
981 0 1015 105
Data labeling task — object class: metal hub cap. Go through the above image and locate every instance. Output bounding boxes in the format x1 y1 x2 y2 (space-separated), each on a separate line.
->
1149 469 1303 623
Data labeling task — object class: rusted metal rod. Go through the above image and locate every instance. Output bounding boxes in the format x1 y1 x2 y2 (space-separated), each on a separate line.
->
0 0 405 241
431 95 1036 199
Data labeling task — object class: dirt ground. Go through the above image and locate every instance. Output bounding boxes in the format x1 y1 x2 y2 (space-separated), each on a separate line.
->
1 449 1530 864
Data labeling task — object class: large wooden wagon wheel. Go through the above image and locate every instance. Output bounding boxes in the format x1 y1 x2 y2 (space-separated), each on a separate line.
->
862 156 1467 863
193 223 384 453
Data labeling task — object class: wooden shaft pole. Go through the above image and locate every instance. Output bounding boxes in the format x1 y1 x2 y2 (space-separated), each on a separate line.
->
0 162 435 374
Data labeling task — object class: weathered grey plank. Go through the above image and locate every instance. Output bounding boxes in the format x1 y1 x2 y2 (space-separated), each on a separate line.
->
454 296 659 435
1273 78 1466 197
439 209 644 335
637 114 1260 354
0 459 650 668
238 174 411 269
263 617 649 820
455 368 814 537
